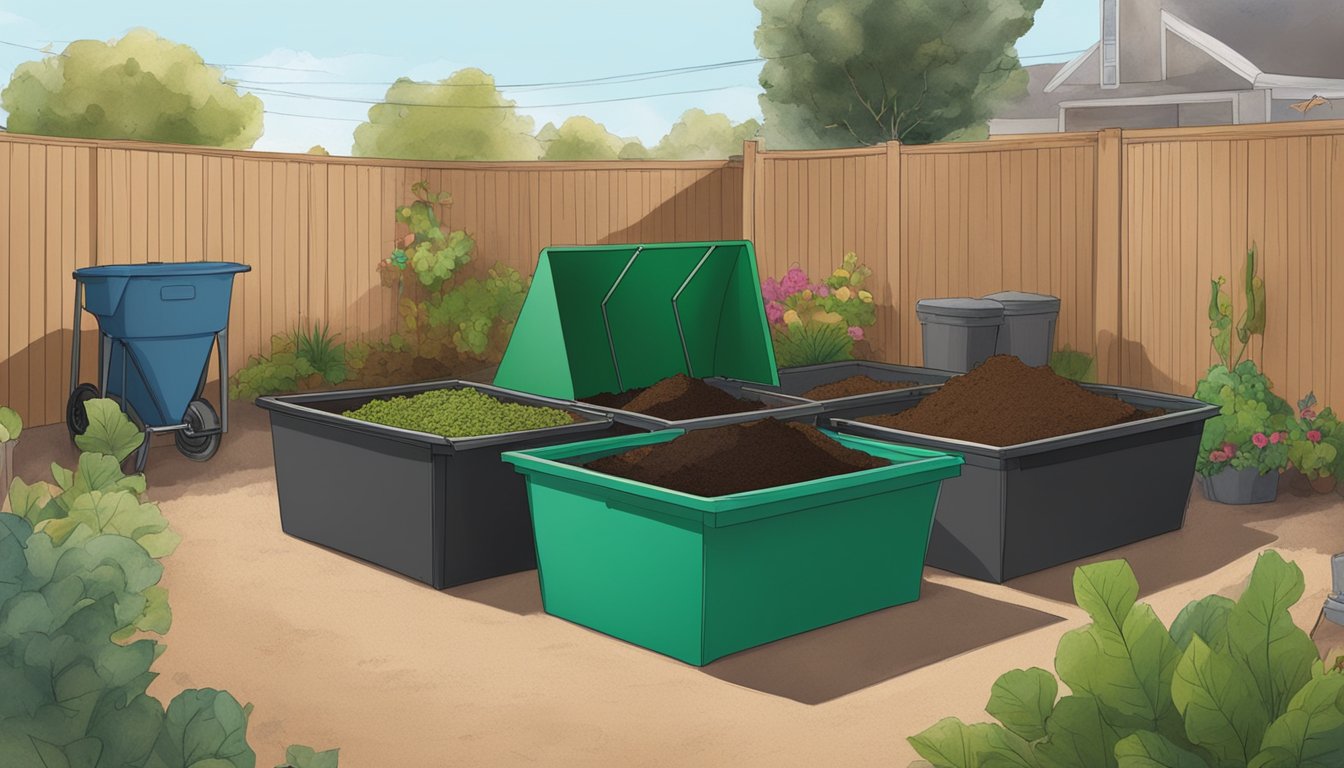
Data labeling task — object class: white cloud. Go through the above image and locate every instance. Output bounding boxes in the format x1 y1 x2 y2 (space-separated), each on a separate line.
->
0 11 28 25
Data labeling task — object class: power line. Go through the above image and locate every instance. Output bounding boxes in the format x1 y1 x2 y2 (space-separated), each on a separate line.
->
259 84 743 113
265 110 362 123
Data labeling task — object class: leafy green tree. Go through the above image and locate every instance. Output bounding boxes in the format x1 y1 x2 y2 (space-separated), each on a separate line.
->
306 145 331 155
755 0 1042 147
537 116 642 161
0 28 263 147
650 109 760 159
353 68 541 161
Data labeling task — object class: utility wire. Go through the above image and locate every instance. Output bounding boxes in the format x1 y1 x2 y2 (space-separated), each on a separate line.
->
257 84 742 111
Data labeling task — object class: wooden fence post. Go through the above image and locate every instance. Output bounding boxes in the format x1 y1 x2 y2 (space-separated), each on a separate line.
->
741 139 759 243
1094 128 1124 384
885 140 903 364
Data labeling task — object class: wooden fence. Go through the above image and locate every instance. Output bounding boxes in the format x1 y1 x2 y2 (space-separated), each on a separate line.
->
3 119 1344 428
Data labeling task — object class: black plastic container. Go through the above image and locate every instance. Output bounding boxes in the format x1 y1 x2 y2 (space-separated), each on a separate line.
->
822 384 1218 582
717 361 956 404
257 381 615 588
578 376 824 432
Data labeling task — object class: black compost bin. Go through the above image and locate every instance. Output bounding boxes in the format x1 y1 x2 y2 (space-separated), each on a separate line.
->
821 384 1218 582
257 381 614 588
715 361 957 404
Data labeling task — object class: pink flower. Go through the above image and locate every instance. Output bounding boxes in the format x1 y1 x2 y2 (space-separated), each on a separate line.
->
1210 450 1229 462
1269 432 1282 444
1308 429 1323 444
847 326 864 341
761 279 782 303
1222 443 1237 456
1251 433 1270 448
817 286 830 297
765 302 784 324
1302 409 1317 420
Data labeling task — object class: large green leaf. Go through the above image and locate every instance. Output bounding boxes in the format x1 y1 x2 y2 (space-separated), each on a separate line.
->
1035 695 1124 768
74 399 145 462
1171 596 1236 652
1056 560 1183 734
8 477 54 525
987 667 1058 742
60 490 180 558
49 453 147 515
1171 635 1268 768
1225 551 1317 721
0 512 33 605
279 744 341 768
0 405 21 442
1248 672 1344 767
147 689 256 768
908 718 1035 768
1114 731 1212 767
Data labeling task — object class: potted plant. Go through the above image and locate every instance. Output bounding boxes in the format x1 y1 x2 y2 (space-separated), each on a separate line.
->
1194 244 1294 504
761 252 878 368
1286 392 1342 494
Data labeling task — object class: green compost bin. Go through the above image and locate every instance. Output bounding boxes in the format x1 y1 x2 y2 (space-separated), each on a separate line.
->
493 241 780 400
502 429 963 666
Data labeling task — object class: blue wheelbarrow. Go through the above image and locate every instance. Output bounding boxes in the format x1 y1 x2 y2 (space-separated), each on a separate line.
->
66 262 251 472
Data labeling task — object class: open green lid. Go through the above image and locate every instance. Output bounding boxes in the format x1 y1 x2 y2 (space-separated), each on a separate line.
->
493 241 780 400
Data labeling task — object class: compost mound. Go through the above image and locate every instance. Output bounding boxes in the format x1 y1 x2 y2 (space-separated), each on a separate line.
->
585 419 887 496
803 375 919 400
860 355 1163 446
581 374 765 421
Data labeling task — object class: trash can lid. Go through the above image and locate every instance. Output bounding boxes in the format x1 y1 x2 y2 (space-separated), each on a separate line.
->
915 297 1006 320
981 290 1060 315
75 261 252 279
493 241 780 401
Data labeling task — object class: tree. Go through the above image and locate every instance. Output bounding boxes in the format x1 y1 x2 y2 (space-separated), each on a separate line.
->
306 145 331 155
650 108 760 159
537 116 644 161
755 0 1042 147
0 28 262 147
352 68 541 161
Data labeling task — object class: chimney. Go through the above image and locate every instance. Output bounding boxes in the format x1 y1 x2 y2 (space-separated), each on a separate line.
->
1102 0 1164 86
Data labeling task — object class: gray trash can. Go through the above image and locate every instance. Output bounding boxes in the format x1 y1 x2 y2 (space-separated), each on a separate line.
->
915 298 1005 373
982 291 1060 367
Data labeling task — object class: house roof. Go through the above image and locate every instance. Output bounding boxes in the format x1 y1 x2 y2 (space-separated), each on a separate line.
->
1163 0 1344 79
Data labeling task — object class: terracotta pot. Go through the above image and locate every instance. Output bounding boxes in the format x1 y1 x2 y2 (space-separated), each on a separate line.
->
1282 466 1315 497
1311 474 1337 494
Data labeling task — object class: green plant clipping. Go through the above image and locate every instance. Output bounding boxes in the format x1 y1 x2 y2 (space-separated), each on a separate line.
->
1049 347 1096 383
279 744 341 768
907 551 1344 768
343 387 572 438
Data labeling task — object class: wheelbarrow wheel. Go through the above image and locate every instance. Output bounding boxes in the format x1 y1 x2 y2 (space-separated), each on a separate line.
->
176 399 221 462
66 383 101 445
105 395 150 474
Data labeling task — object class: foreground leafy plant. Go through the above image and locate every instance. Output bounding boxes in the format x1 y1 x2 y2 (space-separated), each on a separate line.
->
2 399 338 765
908 550 1343 768
230 323 349 401
1286 392 1344 484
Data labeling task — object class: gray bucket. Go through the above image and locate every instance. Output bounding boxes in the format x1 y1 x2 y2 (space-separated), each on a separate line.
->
982 291 1060 367
915 298 1005 373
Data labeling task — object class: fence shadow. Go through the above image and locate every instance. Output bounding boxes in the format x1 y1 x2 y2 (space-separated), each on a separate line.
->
596 171 742 247
700 581 1061 704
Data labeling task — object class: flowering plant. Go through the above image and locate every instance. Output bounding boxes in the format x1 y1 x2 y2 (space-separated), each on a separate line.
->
761 252 878 367
1285 392 1343 480
1195 244 1293 476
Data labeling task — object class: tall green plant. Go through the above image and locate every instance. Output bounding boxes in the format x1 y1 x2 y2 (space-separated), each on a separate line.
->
1209 243 1267 370
2 400 338 765
908 551 1344 768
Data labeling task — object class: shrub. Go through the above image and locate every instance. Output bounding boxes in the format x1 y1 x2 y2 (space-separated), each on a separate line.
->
908 550 1344 768
1286 392 1344 481
1 399 338 765
230 322 349 401
762 253 878 367
1194 244 1292 477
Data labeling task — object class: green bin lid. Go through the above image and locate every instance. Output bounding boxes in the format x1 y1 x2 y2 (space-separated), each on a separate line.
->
493 241 780 400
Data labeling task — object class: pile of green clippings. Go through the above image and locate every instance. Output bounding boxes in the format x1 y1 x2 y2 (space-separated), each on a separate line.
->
343 387 573 438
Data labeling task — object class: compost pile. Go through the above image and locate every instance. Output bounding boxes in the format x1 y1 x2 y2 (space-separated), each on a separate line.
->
343 387 575 438
581 374 765 420
585 419 887 496
802 376 919 400
859 355 1162 446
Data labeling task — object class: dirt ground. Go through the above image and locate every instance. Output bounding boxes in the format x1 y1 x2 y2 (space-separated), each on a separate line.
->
12 405 1344 767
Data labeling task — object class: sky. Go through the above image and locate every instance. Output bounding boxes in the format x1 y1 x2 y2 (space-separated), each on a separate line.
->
0 0 1100 154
